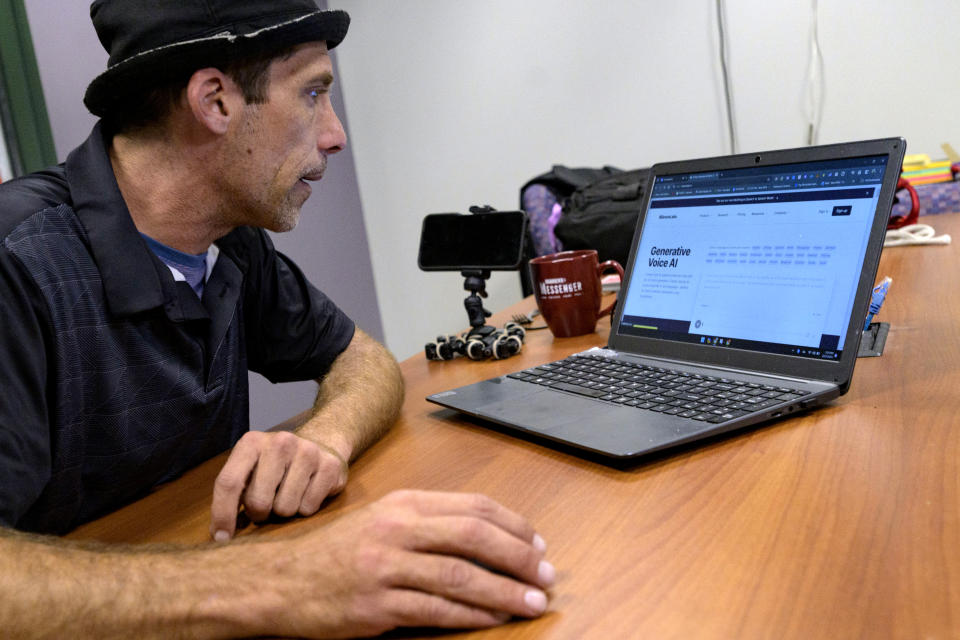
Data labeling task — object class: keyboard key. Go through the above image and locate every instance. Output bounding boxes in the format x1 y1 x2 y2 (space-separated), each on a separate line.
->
552 382 607 398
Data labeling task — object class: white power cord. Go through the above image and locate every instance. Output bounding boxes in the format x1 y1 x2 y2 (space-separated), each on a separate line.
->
715 0 738 154
803 0 825 146
884 224 952 247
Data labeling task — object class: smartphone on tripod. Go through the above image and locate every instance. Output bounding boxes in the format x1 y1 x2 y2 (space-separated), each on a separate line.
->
417 210 527 271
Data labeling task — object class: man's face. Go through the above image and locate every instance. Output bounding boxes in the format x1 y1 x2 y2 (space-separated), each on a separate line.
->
219 41 346 232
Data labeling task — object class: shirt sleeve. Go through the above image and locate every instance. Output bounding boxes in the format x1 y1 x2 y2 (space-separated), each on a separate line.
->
218 227 356 383
0 246 53 528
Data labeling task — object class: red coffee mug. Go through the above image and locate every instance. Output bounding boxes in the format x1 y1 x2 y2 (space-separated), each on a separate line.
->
529 249 624 338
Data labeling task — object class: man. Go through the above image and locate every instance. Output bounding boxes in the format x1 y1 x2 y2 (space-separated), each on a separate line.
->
0 1 554 637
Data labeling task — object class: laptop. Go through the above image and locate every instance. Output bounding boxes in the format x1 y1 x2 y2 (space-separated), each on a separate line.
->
428 138 906 460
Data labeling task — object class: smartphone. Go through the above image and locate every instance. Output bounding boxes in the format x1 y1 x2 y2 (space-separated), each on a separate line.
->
417 211 528 271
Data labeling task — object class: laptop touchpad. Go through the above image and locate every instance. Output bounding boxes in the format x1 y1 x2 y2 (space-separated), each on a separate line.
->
476 391 617 434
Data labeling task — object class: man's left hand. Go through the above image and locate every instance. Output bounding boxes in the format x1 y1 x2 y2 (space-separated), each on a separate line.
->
209 430 347 541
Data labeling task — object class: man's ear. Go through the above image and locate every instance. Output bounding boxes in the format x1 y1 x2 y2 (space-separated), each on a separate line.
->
185 68 242 135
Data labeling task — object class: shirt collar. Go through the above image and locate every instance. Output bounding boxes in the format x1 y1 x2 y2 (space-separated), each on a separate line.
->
64 122 167 316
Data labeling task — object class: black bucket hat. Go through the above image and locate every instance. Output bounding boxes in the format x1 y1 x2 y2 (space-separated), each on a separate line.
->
83 0 349 117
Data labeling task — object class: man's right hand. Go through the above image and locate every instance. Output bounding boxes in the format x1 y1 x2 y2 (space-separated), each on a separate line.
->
246 489 555 638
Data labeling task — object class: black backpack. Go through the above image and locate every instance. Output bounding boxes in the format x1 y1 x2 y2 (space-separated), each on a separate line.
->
518 165 649 296
553 167 650 267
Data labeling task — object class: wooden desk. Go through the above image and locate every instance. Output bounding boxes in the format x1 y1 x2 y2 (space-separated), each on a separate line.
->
70 214 960 639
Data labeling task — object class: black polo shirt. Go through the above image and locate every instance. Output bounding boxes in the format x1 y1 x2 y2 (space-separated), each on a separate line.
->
0 124 355 534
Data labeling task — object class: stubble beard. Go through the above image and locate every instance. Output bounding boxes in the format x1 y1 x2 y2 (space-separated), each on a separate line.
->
271 198 302 232
271 155 328 232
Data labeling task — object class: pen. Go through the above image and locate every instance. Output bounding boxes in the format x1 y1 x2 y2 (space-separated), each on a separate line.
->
864 276 892 330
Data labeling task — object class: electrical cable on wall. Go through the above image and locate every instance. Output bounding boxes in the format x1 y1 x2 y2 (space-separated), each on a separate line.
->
803 0 825 145
715 0 738 154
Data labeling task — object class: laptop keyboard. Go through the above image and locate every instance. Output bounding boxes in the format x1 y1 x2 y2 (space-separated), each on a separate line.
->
506 354 808 423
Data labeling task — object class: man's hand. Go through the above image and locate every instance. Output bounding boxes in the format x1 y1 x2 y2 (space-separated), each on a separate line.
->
210 430 347 540
252 489 555 638
1 490 553 639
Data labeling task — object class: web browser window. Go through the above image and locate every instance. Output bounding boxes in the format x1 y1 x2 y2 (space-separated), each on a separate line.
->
618 156 888 361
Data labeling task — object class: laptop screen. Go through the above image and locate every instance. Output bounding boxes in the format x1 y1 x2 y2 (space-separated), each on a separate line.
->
616 155 889 361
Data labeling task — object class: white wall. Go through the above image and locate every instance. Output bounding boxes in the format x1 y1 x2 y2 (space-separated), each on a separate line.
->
332 0 960 361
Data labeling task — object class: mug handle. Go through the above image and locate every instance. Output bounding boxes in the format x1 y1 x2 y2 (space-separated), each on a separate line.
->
597 260 624 317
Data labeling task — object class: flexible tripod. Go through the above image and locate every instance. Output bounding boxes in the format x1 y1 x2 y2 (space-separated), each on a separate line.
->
424 270 525 361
